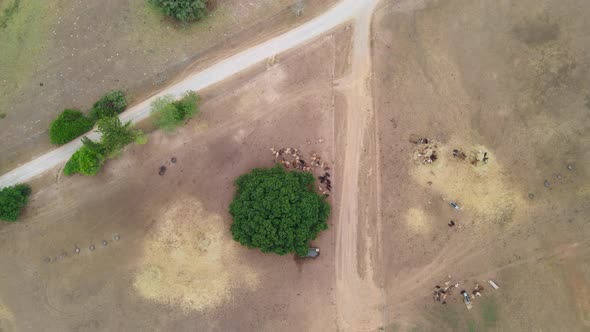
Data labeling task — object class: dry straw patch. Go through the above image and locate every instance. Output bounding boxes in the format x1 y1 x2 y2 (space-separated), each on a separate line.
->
133 198 258 312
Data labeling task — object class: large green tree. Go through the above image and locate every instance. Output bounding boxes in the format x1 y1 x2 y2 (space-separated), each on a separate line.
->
229 165 330 256
0 184 32 222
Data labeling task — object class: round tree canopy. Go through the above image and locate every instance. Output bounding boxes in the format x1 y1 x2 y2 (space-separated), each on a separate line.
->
229 165 330 256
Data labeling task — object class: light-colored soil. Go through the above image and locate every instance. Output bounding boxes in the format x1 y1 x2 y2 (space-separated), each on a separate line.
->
371 0 590 330
0 0 337 174
0 26 353 331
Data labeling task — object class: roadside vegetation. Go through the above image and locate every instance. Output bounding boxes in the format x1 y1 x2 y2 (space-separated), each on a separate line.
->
49 109 95 145
150 91 200 132
49 90 128 146
229 165 330 256
148 0 209 24
64 117 146 176
0 183 31 222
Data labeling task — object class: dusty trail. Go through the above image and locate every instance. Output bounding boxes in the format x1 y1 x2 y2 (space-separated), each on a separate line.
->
335 0 382 330
0 0 369 188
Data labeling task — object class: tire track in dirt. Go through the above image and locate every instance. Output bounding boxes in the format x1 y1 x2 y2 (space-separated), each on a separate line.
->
334 1 383 330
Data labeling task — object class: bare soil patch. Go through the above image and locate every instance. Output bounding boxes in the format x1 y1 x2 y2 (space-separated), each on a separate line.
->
372 0 590 330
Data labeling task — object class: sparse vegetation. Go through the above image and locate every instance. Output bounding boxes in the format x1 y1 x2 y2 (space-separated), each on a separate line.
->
150 91 200 132
229 165 330 256
90 90 127 120
0 0 20 29
0 112 6 119
0 183 31 222
49 109 95 145
148 0 208 24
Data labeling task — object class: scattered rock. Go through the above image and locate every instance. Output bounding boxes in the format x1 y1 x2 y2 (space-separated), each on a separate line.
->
556 174 562 180
171 157 177 163
74 247 81 254
39 82 44 86
567 164 573 171
159 166 167 176
102 240 108 246
113 234 120 241
544 180 550 188
528 193 535 199
43 257 51 263
89 244 95 251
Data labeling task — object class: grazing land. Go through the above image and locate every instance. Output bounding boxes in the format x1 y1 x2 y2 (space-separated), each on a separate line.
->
372 0 589 330
0 0 589 331
0 26 353 331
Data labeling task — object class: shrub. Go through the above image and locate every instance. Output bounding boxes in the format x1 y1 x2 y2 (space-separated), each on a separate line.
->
90 90 127 120
97 116 143 157
229 165 330 256
151 91 200 132
0 183 32 222
149 0 208 24
63 139 105 176
49 109 95 145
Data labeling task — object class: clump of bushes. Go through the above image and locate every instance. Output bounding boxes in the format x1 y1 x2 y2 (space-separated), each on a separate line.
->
229 165 330 256
49 90 128 145
148 0 208 24
64 117 146 176
0 183 32 222
90 90 127 120
151 91 200 132
49 109 95 145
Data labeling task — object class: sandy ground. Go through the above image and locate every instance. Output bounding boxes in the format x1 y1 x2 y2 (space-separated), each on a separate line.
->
0 0 337 174
0 26 353 331
371 0 590 330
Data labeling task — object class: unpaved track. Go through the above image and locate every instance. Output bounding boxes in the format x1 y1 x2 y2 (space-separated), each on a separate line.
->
335 0 382 330
0 0 369 188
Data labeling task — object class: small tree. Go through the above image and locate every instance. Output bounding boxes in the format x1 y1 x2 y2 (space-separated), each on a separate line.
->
49 109 95 145
151 91 200 132
148 0 208 24
0 184 32 222
97 116 142 157
90 90 127 120
64 138 106 176
229 165 330 256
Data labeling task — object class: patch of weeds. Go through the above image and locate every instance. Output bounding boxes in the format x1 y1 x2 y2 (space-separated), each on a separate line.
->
467 319 478 332
0 112 6 119
0 0 20 29
481 297 498 327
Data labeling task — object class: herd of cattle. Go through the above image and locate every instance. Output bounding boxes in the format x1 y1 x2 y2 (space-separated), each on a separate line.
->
270 147 332 197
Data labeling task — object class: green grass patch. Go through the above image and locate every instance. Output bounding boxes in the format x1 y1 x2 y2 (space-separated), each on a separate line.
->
0 0 55 108
150 91 200 132
480 297 498 327
0 0 20 29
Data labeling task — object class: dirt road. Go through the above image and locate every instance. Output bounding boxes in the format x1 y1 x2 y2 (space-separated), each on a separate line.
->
335 0 383 330
0 0 370 188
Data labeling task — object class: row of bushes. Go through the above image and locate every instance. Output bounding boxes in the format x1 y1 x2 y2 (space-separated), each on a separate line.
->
64 91 199 177
64 117 147 176
49 90 127 145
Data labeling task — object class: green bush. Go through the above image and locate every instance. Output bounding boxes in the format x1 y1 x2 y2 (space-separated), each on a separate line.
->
0 183 32 222
64 117 146 176
149 0 208 24
229 165 330 256
49 109 95 145
97 116 143 157
90 90 127 120
151 91 200 132
64 139 105 176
